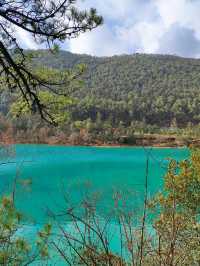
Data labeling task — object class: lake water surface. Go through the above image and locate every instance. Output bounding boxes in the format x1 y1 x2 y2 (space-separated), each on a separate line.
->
0 145 190 264
0 145 189 223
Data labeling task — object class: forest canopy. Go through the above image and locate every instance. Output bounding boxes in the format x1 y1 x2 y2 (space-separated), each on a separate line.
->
25 50 200 128
1 50 200 144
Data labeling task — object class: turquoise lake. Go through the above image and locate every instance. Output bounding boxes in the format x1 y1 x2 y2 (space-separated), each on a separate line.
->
0 145 189 223
0 145 190 264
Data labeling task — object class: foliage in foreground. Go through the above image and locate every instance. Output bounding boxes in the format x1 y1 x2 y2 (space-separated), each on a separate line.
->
48 149 200 265
0 149 199 265
0 196 51 265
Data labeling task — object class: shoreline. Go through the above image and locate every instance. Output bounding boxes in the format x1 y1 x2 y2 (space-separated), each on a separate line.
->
6 141 187 149
2 133 198 148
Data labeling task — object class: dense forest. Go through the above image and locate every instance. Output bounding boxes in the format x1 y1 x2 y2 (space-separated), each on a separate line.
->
1 50 200 144
33 50 200 126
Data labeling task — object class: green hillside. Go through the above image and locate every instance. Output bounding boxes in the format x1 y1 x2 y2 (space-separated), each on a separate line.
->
32 50 200 127
2 50 200 145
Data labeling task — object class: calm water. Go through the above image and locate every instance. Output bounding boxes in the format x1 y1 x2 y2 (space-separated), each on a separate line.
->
0 145 189 264
0 145 189 223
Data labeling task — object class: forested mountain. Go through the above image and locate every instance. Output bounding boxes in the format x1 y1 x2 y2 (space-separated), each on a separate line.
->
2 50 200 145
33 50 200 127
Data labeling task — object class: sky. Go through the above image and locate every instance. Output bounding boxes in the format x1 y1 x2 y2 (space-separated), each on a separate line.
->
17 0 200 58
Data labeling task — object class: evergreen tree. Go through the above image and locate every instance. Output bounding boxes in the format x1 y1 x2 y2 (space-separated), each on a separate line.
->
0 0 103 123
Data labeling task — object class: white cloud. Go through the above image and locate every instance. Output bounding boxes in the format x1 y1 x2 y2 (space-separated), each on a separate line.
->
154 0 200 57
13 0 200 58
78 0 139 22
157 23 200 57
155 0 200 32
14 28 40 50
69 24 130 56
117 21 164 54
155 0 186 27
68 0 158 55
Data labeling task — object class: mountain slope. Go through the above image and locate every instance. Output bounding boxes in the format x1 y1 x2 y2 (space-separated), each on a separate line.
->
32 50 200 127
1 50 200 129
